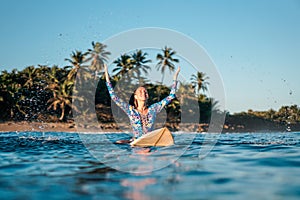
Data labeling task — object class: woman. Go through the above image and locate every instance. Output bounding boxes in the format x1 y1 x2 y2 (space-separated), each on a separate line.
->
104 64 180 141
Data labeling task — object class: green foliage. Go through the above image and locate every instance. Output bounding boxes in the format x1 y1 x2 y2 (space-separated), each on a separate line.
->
156 46 179 84
0 42 111 122
234 105 300 124
112 49 152 85
4 41 292 127
190 71 209 94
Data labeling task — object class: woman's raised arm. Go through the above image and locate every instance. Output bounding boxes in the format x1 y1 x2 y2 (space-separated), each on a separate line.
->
104 64 131 114
173 66 180 81
104 64 110 83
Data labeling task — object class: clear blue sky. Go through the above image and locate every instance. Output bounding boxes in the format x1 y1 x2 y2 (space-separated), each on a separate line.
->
0 0 299 113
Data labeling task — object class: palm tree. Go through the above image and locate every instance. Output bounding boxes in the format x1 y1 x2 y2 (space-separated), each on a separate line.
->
45 66 67 92
177 81 196 105
131 50 151 84
47 80 74 121
86 42 111 78
37 65 51 74
36 65 51 86
0 69 29 119
21 66 39 89
0 70 17 89
0 69 22 119
65 50 89 81
190 72 209 95
112 54 134 80
156 46 179 84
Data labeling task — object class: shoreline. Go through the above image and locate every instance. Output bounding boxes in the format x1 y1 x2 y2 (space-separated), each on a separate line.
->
0 121 118 133
0 121 299 133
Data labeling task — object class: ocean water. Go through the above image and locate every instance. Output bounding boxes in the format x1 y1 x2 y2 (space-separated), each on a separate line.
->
0 131 299 200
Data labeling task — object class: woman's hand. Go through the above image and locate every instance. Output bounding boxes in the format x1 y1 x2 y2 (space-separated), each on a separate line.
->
173 66 180 81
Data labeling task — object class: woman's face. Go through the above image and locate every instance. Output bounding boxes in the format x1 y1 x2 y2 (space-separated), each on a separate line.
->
134 87 149 101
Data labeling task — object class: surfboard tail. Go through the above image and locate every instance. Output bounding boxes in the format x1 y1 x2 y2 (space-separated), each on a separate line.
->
130 127 174 147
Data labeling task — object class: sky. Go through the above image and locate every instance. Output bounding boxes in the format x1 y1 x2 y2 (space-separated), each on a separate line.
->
0 0 299 113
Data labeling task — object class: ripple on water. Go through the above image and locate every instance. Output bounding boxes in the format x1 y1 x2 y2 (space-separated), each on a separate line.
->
0 131 299 199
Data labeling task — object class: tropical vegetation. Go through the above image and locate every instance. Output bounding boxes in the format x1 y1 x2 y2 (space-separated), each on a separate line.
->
0 41 299 132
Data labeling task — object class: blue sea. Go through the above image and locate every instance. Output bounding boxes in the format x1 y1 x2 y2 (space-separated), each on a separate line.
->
0 131 299 200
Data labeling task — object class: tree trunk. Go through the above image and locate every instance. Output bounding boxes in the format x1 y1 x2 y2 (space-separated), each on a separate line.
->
59 103 65 121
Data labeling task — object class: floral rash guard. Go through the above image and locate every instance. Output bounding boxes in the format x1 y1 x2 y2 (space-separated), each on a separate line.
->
106 81 177 138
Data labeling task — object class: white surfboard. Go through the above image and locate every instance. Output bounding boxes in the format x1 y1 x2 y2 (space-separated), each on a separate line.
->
130 127 174 147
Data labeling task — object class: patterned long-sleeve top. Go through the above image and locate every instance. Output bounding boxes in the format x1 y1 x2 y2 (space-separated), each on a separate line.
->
106 81 177 138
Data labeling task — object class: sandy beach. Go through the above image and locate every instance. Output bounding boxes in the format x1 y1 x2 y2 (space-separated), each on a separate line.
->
0 121 205 133
1 119 299 133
